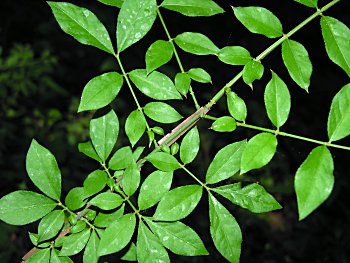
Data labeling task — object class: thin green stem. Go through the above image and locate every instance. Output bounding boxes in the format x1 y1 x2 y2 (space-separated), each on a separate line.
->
180 164 210 191
157 8 200 110
236 122 350 151
58 203 95 229
102 163 141 216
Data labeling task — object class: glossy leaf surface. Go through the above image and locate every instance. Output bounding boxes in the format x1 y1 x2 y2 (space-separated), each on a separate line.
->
180 127 200 164
161 0 224 17
83 170 108 197
209 193 242 262
293 0 318 8
78 72 123 112
38 210 65 242
60 229 90 256
175 73 191 96
83 231 100 263
295 146 334 220
241 133 277 174
138 171 173 210
144 102 183 123
206 140 246 184
327 83 350 142
188 68 212 83
211 116 236 132
129 69 181 100
125 110 147 147
146 40 173 74
243 60 264 88
0 191 56 226
48 2 114 54
90 192 123 210
264 71 291 128
218 46 251 65
117 0 157 52
227 91 247 121
90 110 119 161
233 6 283 38
146 152 180 171
154 185 202 221
26 139 61 200
175 32 219 55
122 161 140 196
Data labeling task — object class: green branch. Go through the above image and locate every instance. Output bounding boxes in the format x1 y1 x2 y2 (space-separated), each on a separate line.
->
157 8 200 110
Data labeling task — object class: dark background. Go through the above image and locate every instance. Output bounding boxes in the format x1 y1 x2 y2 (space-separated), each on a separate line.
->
1 0 350 262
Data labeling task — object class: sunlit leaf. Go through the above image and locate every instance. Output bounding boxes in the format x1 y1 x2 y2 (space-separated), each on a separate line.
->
94 204 125 228
121 243 137 261
233 6 283 38
218 46 251 65
122 161 140 196
38 210 64 242
78 141 101 162
180 127 200 164
209 193 242 262
146 40 173 74
138 171 173 210
97 0 124 8
109 146 134 170
0 191 56 226
188 68 212 83
83 170 108 197
129 69 182 100
282 39 312 91
210 116 236 132
146 152 180 171
125 110 147 147
153 185 202 221
213 183 282 213
321 16 350 77
327 83 350 142
78 72 123 112
60 229 90 256
240 133 277 174
83 231 100 263
242 60 264 88
48 2 114 54
264 71 291 128
206 140 246 184
98 214 136 256
90 110 119 161
27 248 50 263
227 91 247 122
175 73 191 96
161 0 224 17
117 0 157 52
293 0 318 8
26 139 61 200
90 192 123 210
295 146 334 220
175 32 219 55
144 102 183 124
65 187 86 211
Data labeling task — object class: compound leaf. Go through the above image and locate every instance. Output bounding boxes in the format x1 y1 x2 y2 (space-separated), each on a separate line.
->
218 46 251 65
122 161 140 196
125 110 147 147
144 102 183 124
146 40 173 74
243 60 264 88
90 192 123 210
160 0 224 17
227 91 247 122
83 230 100 263
60 229 90 256
188 68 212 83
175 32 219 55
180 127 200 164
38 210 65 242
83 170 108 197
146 152 180 171
210 116 236 132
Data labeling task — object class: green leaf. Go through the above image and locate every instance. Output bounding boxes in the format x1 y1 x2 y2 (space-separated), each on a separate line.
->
97 0 124 8
90 192 123 210
83 170 108 197
83 231 100 263
213 183 282 213
160 0 224 17
146 152 180 171
144 102 183 124
78 141 101 162
125 110 147 147
133 146 145 161
327 83 350 142
60 229 90 256
210 116 236 132
117 0 157 52
227 91 247 122
65 187 86 211
295 146 334 220
70 221 86 234
0 191 56 226
27 248 50 263
175 73 191 96
137 221 170 263
26 140 62 200
47 2 114 54
243 60 264 88
98 214 136 256
94 204 125 228
51 250 74 263
233 6 283 38
206 140 246 185
109 146 134 170
90 109 119 161
122 161 140 196
240 133 278 174
146 40 174 74
78 72 123 112
174 32 219 55
188 68 212 83
138 171 173 210
129 69 182 100
38 210 65 242
153 185 202 221
264 71 291 128
218 46 252 65
282 40 312 91
321 16 350 77
121 243 137 261
147 220 208 256
180 127 200 164
293 0 318 8
209 193 242 262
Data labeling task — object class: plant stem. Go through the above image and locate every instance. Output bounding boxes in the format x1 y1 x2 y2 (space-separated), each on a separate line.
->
157 8 200 110
180 164 210 190
236 122 350 151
